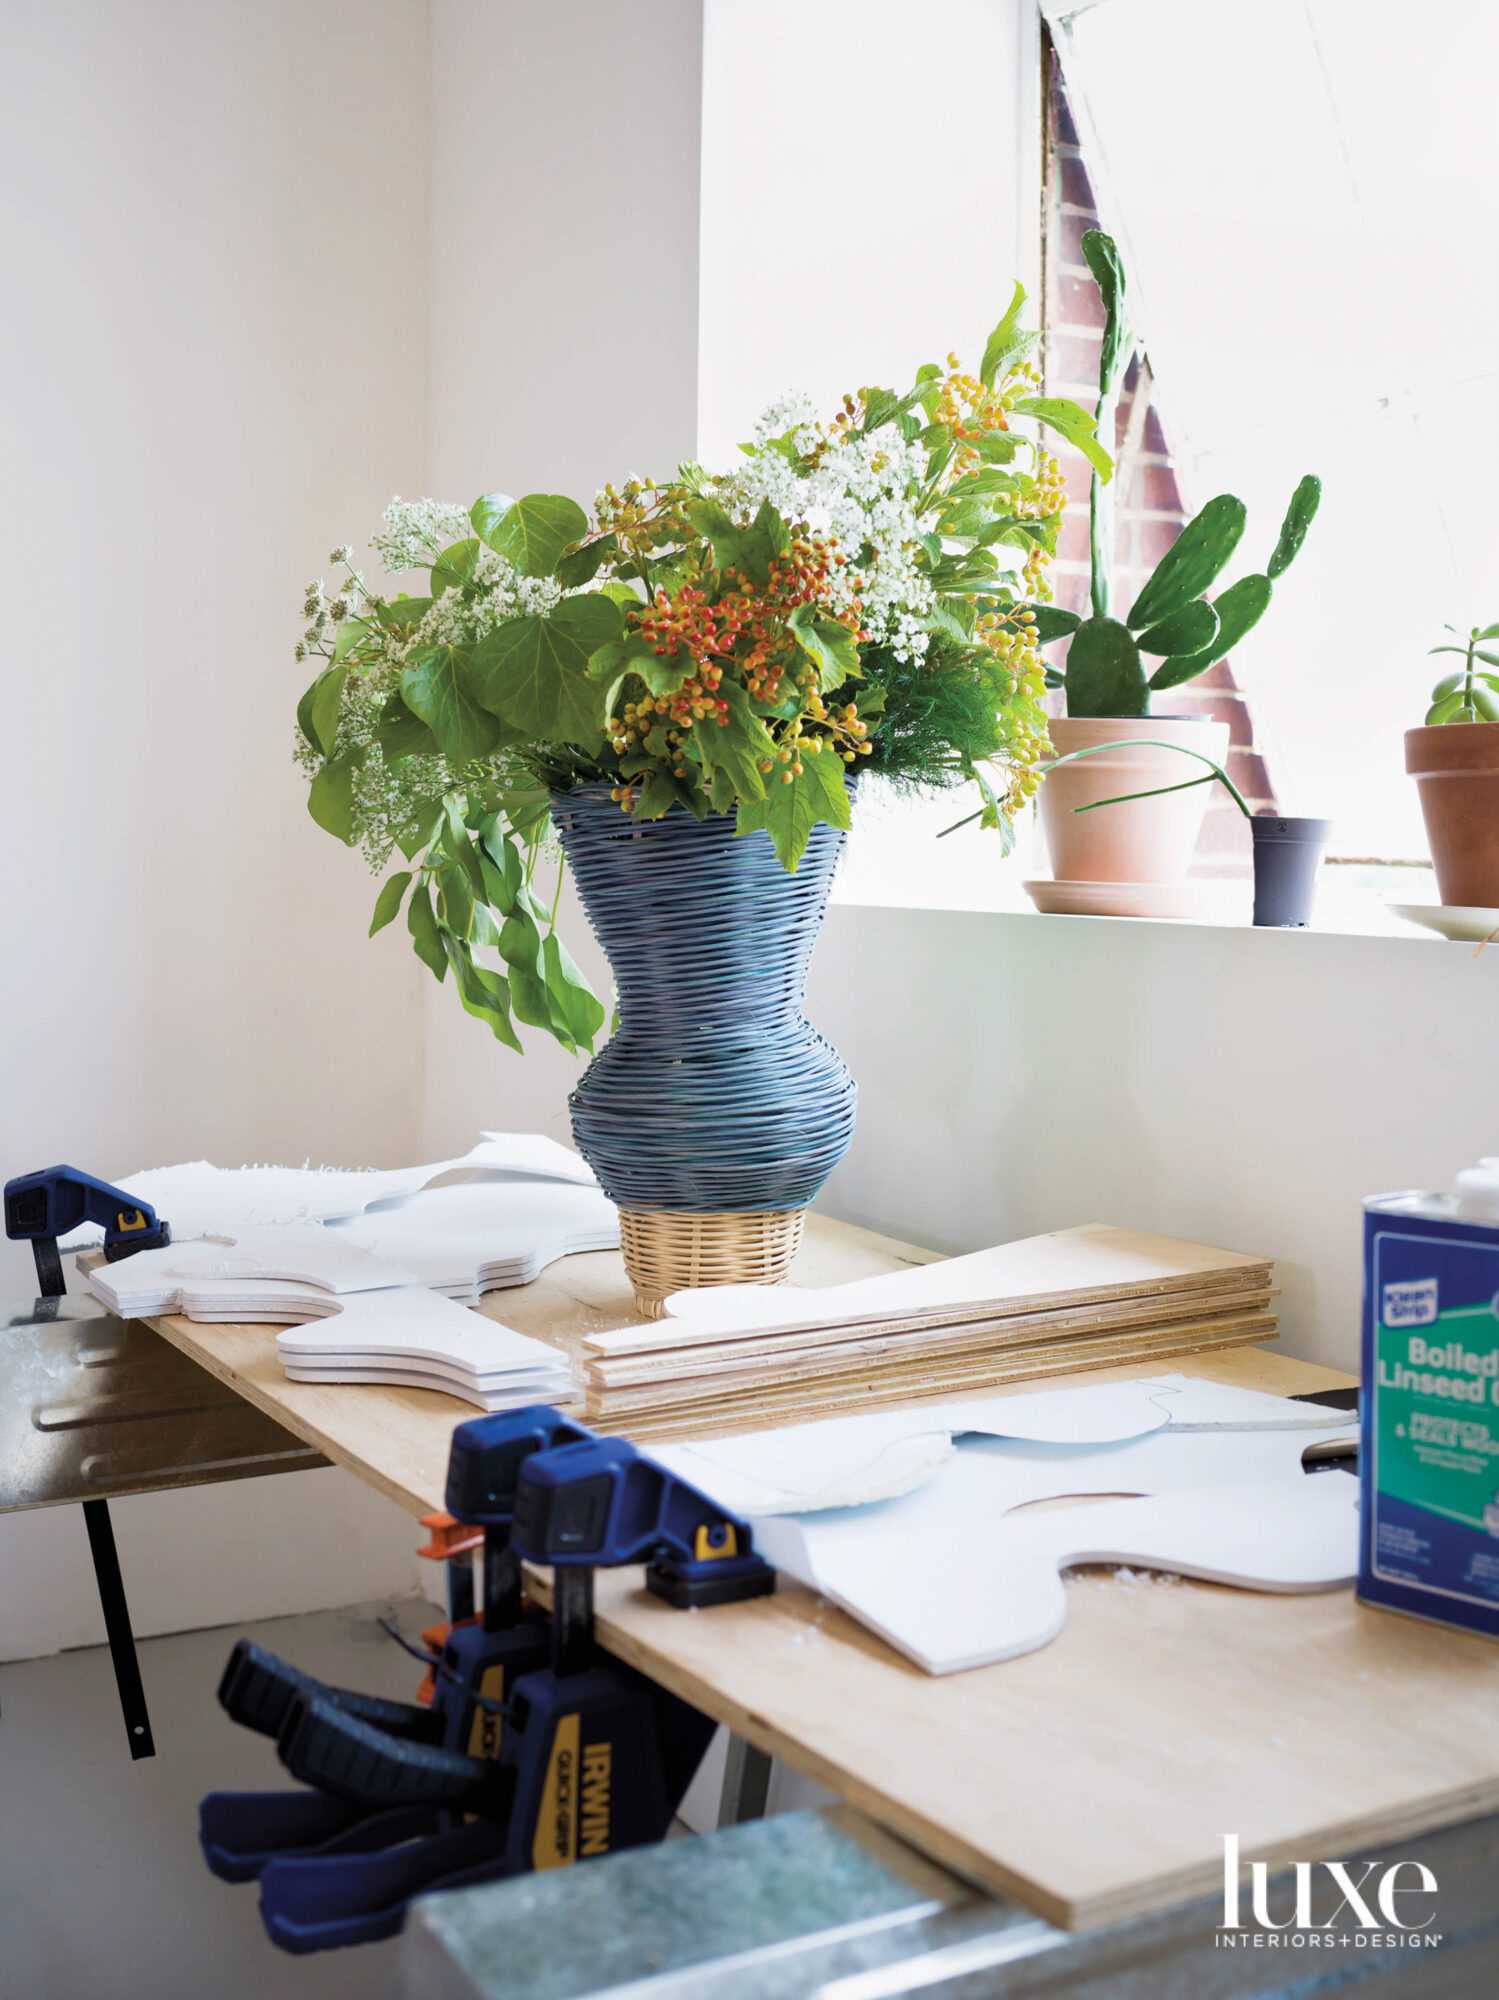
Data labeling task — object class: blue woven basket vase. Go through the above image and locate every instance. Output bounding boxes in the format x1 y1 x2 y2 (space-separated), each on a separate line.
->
551 786 857 1310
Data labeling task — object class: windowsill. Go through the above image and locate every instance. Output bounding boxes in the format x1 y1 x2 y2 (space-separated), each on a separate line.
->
832 787 1450 942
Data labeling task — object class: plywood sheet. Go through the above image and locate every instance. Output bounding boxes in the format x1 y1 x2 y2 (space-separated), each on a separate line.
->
588 1315 1280 1436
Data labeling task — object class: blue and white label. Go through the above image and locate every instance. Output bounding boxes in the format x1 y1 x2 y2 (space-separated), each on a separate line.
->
1382 1277 1438 1327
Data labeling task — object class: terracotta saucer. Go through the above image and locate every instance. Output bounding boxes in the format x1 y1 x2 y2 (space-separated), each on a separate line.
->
1388 903 1499 944
1022 878 1214 920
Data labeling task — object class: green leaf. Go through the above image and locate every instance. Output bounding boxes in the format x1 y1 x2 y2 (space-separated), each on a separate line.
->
1476 623 1499 641
1127 495 1247 632
979 280 1033 388
587 633 690 700
480 494 589 578
1427 691 1469 725
375 595 432 638
543 931 605 1050
468 902 501 948
468 493 515 546
1062 617 1148 718
430 537 483 596
396 797 445 862
369 871 412 936
686 498 791 587
1476 650 1499 669
735 754 851 872
1137 598 1220 657
498 907 542 974
478 818 526 909
1148 572 1272 689
440 797 486 896
435 862 475 938
442 934 522 1050
557 534 617 588
1029 606 1082 644
692 680 773 801
1010 397 1113 482
860 379 945 435
307 750 362 842
297 666 347 758
1266 475 1321 581
400 645 503 763
788 604 861 689
925 597 977 644
376 691 440 760
469 593 624 743
406 882 447 981
709 766 737 813
331 619 370 667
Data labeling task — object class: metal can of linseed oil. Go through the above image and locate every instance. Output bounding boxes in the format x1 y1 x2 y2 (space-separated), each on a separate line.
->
1360 1186 1499 1640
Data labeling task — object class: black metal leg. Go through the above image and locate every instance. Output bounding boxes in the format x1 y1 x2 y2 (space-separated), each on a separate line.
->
81 1499 155 1759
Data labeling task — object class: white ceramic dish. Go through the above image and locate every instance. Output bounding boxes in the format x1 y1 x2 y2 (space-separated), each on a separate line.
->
1388 903 1499 944
1023 878 1213 920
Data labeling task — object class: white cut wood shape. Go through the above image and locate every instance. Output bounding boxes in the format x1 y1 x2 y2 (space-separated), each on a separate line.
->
637 1225 1269 1345
88 1226 420 1320
651 1376 1352 1516
802 1473 1361 1675
61 1132 596 1247
275 1287 572 1411
326 1180 619 1299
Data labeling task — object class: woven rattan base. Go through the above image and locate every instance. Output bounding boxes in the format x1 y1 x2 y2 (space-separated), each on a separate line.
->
619 1207 807 1317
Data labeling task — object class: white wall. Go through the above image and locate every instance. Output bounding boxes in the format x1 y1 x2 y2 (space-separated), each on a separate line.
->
809 909 1499 1373
0 0 435 1658
420 0 704 1156
699 0 1038 465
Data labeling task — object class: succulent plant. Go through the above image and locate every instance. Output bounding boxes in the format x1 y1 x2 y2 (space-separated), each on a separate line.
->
1426 624 1499 723
1033 229 1320 719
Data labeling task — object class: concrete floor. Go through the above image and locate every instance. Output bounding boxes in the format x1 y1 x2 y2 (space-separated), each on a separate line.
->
0 1595 441 2000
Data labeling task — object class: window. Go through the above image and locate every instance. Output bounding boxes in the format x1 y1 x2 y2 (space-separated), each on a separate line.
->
1042 0 1499 863
1042 47 1278 881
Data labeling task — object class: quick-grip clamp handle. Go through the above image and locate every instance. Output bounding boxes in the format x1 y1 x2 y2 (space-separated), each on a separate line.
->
512 1436 776 1609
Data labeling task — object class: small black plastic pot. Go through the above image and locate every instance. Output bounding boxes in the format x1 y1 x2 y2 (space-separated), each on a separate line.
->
1251 816 1331 927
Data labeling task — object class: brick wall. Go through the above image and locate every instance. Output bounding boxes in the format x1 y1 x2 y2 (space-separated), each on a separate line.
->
1041 50 1276 872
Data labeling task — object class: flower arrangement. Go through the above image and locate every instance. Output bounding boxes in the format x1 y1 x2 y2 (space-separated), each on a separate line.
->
294 283 1109 1052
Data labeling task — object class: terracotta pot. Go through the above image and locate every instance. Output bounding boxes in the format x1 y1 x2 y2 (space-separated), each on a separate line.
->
1406 722 1499 907
1039 715 1232 883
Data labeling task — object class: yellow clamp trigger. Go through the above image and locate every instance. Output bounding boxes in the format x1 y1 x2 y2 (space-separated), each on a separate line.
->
694 1523 738 1563
116 1209 149 1233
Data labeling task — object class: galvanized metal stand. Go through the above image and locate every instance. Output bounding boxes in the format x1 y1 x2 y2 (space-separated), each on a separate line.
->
3 1279 326 1759
401 1803 1499 1999
717 1734 773 1827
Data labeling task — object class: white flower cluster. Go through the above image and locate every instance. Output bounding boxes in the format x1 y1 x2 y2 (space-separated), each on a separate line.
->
718 399 935 662
371 496 478 575
391 543 566 660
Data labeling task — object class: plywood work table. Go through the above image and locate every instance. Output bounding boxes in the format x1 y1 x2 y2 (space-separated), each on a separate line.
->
116 1215 1499 1931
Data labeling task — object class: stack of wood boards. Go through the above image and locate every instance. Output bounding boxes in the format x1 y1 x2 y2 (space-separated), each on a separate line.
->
582 1225 1277 1439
